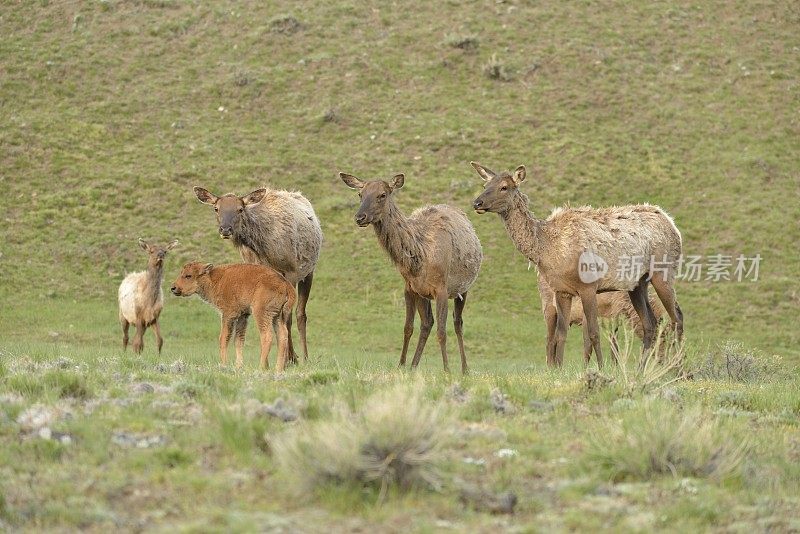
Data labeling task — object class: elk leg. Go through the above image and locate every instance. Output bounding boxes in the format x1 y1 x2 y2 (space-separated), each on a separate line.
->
296 272 313 361
543 303 557 366
133 320 145 354
628 277 657 362
433 293 450 373
581 320 592 366
121 319 130 351
152 318 164 355
399 288 416 367
285 312 298 365
578 288 603 369
453 292 468 375
650 271 683 341
410 298 433 369
274 314 290 373
553 292 572 367
257 314 273 371
219 316 235 367
233 314 249 369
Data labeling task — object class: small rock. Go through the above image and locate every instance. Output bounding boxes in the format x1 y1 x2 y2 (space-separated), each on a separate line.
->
54 357 73 369
584 369 614 390
447 384 470 404
495 448 518 458
17 404 66 432
462 457 486 466
322 109 338 123
37 427 72 444
676 478 698 495
130 382 155 395
490 388 516 415
111 431 166 449
237 397 302 422
0 392 24 405
659 387 681 403
269 15 302 34
528 400 555 412
263 398 300 422
459 486 518 514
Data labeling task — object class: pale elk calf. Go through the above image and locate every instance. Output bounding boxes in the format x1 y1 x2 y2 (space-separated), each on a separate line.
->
170 262 296 372
118 238 178 354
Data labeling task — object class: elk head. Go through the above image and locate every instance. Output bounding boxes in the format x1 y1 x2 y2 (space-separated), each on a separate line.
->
138 238 179 269
193 186 267 239
471 162 527 216
170 262 213 297
339 172 405 227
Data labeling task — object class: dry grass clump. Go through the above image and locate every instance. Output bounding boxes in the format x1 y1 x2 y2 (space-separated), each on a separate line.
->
696 340 775 382
483 54 512 81
271 383 447 500
586 401 749 482
606 323 688 396
444 34 479 52
268 14 302 34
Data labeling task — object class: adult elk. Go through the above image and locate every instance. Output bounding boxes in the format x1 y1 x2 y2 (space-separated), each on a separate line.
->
340 171 482 374
193 186 322 364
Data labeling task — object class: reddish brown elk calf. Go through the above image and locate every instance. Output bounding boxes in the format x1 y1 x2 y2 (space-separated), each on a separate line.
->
170 263 296 372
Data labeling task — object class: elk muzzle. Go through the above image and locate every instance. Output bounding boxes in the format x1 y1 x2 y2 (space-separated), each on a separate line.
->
473 197 488 214
355 213 370 227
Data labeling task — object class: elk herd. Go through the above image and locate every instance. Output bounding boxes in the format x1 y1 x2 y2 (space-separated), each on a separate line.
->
118 161 684 374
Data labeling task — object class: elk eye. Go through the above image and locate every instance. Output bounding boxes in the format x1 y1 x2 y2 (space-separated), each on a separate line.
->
214 207 218 212
238 208 243 213
184 274 192 279
379 193 387 199
500 186 508 192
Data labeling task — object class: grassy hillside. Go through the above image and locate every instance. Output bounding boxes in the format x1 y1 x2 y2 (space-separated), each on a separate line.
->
1 0 799 531
1 0 798 357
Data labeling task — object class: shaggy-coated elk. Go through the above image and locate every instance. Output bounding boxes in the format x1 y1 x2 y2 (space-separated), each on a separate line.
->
193 186 322 364
471 161 683 367
340 171 482 374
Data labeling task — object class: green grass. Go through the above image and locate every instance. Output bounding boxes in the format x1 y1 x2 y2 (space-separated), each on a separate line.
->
1 0 799 530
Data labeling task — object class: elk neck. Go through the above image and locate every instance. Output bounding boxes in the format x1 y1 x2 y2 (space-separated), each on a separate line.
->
500 191 547 266
372 199 425 277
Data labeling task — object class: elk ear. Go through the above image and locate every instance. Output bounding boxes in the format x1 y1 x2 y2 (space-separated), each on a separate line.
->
390 173 405 190
242 188 267 206
138 238 150 251
470 161 496 182
339 172 365 190
512 165 526 185
194 187 218 205
201 263 213 275
166 239 179 251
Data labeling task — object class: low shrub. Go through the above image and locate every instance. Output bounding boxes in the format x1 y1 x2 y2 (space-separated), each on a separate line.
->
696 341 775 382
272 383 447 501
586 401 749 482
